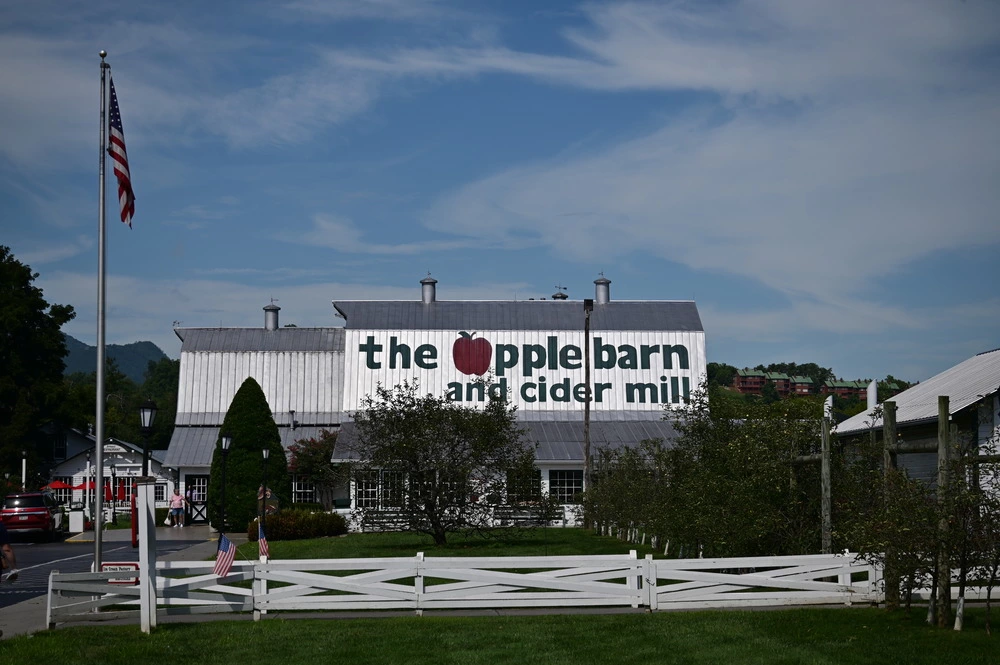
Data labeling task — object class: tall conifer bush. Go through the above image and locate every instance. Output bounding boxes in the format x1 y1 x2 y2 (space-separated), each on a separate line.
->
207 377 289 530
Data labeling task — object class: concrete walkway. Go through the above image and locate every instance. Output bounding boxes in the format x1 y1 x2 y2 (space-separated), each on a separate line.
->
0 525 247 640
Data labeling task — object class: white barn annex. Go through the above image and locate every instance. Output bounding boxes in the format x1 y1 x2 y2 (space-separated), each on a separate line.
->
162 276 707 524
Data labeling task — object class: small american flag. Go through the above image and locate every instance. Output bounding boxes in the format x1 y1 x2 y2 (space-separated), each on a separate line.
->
258 523 270 559
107 76 135 227
213 533 236 577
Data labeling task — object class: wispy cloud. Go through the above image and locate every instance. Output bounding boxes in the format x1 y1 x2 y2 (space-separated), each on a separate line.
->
284 0 457 22
17 236 94 266
289 214 485 254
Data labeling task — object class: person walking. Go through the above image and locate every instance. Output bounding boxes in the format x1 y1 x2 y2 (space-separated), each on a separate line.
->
169 488 187 527
0 521 18 583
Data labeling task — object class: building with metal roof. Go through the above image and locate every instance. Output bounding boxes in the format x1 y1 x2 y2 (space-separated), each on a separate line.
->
834 348 1000 484
163 275 706 523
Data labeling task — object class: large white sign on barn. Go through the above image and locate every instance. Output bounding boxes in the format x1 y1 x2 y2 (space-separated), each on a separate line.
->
343 329 707 413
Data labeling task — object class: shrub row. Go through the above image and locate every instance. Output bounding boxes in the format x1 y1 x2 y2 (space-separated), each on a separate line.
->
246 509 348 542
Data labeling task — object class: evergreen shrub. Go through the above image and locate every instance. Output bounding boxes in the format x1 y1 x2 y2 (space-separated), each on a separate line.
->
207 377 290 529
249 510 347 541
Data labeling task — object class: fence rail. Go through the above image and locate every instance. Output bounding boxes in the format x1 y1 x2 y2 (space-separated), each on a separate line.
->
47 551 885 630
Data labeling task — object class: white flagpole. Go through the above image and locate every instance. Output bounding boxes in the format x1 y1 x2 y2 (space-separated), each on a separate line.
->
94 50 109 569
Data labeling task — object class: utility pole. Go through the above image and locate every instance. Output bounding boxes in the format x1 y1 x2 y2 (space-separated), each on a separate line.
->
935 396 952 627
882 401 899 610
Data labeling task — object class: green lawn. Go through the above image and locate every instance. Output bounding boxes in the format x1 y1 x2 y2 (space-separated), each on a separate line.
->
12 529 996 663
5 608 998 664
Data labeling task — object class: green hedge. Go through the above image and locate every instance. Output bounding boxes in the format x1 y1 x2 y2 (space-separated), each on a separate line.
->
247 509 348 542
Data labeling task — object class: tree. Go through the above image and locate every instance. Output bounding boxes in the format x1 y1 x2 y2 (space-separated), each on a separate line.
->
140 357 180 450
0 246 75 475
288 430 343 510
349 380 536 545
661 385 824 557
207 377 289 531
706 362 737 389
755 362 834 394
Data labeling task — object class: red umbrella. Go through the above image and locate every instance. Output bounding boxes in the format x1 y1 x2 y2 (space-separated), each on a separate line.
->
73 481 96 490
43 480 74 490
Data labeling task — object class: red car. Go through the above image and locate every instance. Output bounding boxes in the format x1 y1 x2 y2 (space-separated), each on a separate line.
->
2 491 67 541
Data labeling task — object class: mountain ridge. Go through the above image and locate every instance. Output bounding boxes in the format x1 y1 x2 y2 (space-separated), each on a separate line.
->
63 335 169 384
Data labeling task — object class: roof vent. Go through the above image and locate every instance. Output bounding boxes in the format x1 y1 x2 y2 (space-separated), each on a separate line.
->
420 274 438 304
264 303 280 330
594 274 611 304
552 285 569 300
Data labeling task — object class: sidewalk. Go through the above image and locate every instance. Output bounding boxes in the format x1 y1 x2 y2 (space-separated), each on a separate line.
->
0 525 245 640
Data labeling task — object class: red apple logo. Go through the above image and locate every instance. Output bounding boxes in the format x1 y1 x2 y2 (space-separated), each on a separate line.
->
453 331 492 376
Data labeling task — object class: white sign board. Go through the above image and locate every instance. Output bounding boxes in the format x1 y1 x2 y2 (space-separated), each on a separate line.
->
344 329 707 413
101 561 139 585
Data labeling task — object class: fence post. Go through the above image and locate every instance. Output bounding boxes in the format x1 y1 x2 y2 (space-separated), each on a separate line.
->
838 559 853 607
137 480 157 633
46 569 59 630
628 550 639 608
645 555 657 611
253 562 264 621
871 560 883 605
415 552 424 616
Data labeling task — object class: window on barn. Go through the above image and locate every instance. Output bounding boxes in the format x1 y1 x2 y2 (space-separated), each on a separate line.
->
548 470 583 504
292 475 316 504
507 469 542 504
154 483 167 502
355 470 380 509
382 471 404 509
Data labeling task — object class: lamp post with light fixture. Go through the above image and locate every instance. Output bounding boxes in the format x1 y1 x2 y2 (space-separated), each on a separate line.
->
85 450 92 524
220 434 232 532
139 399 158 477
110 463 117 524
261 447 269 526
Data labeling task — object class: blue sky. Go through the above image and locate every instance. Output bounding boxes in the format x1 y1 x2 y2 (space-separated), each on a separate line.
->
2 0 998 384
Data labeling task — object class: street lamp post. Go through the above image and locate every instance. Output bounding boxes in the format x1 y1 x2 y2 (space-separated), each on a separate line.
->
86 450 92 524
139 399 158 477
261 447 269 532
21 449 26 490
220 434 232 532
110 463 117 525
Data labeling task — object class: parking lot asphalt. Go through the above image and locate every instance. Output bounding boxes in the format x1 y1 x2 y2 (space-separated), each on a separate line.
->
0 524 239 640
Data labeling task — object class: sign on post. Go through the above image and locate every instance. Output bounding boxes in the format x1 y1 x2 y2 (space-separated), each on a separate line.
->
101 561 139 585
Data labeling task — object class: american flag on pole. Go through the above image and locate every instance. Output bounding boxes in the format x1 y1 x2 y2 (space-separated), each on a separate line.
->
107 76 135 227
213 533 236 577
258 523 270 559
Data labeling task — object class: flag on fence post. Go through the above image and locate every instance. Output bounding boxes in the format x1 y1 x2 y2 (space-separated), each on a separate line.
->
107 76 135 227
214 533 236 577
258 523 270 559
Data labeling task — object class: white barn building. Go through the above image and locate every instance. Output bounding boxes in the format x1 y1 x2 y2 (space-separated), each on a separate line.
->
162 276 707 524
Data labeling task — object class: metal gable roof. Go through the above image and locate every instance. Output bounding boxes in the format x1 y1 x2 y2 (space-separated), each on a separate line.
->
162 425 335 469
332 300 703 332
332 418 679 463
175 327 345 352
835 348 1000 436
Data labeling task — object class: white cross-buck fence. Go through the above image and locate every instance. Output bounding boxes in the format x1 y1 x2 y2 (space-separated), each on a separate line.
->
44 485 882 633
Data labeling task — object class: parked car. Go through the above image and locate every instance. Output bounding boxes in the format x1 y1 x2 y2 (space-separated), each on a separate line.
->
1 491 67 540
